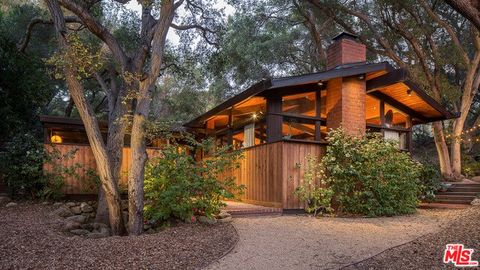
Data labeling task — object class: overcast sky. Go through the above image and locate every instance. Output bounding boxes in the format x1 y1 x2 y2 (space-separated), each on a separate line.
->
125 0 235 44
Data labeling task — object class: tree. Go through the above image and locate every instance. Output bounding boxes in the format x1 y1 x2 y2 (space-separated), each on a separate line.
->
33 0 223 235
445 0 480 31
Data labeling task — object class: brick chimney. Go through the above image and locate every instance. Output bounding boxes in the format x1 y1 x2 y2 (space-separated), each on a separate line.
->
325 32 366 136
326 32 366 70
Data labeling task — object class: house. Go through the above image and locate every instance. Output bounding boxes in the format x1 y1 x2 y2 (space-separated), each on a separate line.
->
42 32 455 209
183 32 456 209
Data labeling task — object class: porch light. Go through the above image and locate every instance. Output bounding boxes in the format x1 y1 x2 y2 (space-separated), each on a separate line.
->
407 89 412 96
252 113 258 119
50 135 62 144
317 81 323 86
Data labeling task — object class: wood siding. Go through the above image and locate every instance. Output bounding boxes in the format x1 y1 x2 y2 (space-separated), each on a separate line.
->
43 144 162 194
222 141 325 209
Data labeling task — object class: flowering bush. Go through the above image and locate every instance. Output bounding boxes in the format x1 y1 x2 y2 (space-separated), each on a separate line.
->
144 135 245 224
294 128 423 217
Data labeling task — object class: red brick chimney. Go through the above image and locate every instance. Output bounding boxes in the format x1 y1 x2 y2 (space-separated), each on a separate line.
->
326 32 366 70
325 32 366 136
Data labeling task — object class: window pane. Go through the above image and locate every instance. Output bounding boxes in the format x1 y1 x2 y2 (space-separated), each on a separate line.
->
385 103 408 128
282 118 315 140
366 95 381 125
282 92 316 116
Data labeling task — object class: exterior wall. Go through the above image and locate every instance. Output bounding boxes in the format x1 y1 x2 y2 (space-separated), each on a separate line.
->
326 77 366 136
222 141 325 209
43 144 162 194
326 38 366 70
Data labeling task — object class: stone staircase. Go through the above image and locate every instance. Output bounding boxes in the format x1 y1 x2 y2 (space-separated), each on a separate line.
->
435 183 480 204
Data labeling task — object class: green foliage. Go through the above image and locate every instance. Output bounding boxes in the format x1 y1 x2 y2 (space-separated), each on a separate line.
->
144 135 245 224
293 155 334 216
1 133 87 200
294 129 423 217
462 154 480 178
417 162 442 202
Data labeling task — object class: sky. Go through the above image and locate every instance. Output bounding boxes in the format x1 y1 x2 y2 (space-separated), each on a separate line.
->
125 0 235 44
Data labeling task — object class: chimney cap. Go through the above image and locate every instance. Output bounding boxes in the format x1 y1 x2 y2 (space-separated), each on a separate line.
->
332 32 359 41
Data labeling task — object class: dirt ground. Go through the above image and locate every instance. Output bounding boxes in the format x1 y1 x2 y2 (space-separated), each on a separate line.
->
0 203 238 270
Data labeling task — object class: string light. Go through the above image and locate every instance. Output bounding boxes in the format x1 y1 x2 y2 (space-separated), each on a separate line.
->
444 124 480 143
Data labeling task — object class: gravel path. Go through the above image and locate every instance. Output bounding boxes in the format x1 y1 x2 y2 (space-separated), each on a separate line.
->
344 206 480 269
0 203 238 269
207 209 463 270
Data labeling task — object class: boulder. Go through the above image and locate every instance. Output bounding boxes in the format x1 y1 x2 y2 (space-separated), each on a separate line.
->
198 216 217 225
5 202 17 207
53 202 63 207
0 196 11 205
217 211 231 219
64 221 82 231
471 176 480 183
51 206 74 218
91 223 109 230
65 202 77 207
70 206 82 215
70 229 90 236
80 202 94 213
85 227 110 239
65 215 87 224
471 198 480 206
217 216 233 223
41 202 50 205
145 228 156 234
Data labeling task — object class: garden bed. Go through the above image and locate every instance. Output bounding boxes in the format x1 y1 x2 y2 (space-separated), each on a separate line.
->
0 203 238 269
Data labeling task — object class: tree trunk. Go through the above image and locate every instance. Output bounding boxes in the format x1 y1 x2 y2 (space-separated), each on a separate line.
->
45 0 126 235
432 121 453 180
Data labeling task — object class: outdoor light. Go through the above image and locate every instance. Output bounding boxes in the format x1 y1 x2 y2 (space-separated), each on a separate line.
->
317 81 323 86
358 75 365 80
407 89 412 96
252 113 258 119
50 135 62 143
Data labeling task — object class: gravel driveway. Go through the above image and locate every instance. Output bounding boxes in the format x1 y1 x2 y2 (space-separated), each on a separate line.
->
207 209 463 270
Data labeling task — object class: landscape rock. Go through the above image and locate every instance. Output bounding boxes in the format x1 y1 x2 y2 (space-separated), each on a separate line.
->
471 176 480 183
146 228 156 234
0 196 11 205
217 216 233 223
198 216 217 225
65 215 87 224
143 224 152 231
85 227 110 239
70 206 82 215
91 223 109 230
64 221 82 231
70 229 90 236
471 198 480 206
65 202 77 207
217 211 231 219
51 206 74 218
5 202 17 207
42 202 50 205
53 202 63 207
80 202 94 213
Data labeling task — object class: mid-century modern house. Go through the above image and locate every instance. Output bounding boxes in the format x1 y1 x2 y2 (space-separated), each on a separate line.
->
42 32 456 209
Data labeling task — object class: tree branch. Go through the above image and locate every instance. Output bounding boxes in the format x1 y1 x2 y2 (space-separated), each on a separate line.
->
17 16 81 52
170 23 219 47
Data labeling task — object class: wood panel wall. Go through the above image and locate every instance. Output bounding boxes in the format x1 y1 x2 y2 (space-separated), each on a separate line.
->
43 144 162 194
222 141 325 209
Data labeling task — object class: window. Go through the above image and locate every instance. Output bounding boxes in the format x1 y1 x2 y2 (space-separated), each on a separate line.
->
282 92 316 116
282 117 316 141
384 103 408 128
366 95 381 125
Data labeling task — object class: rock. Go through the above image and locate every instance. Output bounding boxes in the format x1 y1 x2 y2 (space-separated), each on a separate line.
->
5 202 17 207
42 202 50 205
217 216 233 223
91 223 109 230
0 196 11 205
146 228 155 234
80 202 94 213
65 202 76 207
143 224 152 231
217 211 231 219
64 221 82 231
65 215 87 224
53 202 63 207
70 206 82 215
85 227 110 239
51 206 73 218
471 198 480 206
471 176 480 183
70 229 90 236
198 216 217 225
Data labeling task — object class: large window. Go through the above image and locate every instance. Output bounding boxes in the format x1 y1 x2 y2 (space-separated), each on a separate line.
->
282 92 316 116
282 117 316 141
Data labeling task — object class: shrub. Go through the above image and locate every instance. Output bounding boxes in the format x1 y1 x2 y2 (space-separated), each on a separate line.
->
417 162 442 202
1 133 82 200
144 135 245 224
294 128 423 217
293 155 334 216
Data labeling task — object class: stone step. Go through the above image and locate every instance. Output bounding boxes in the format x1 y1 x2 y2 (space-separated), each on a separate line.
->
437 191 479 196
436 194 476 201
447 187 480 192
434 197 473 204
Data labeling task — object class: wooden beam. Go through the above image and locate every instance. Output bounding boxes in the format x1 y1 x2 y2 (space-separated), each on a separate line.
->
369 91 428 123
266 96 283 143
366 68 408 91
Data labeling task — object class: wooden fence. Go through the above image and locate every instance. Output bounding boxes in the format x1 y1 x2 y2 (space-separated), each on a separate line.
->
43 144 162 194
